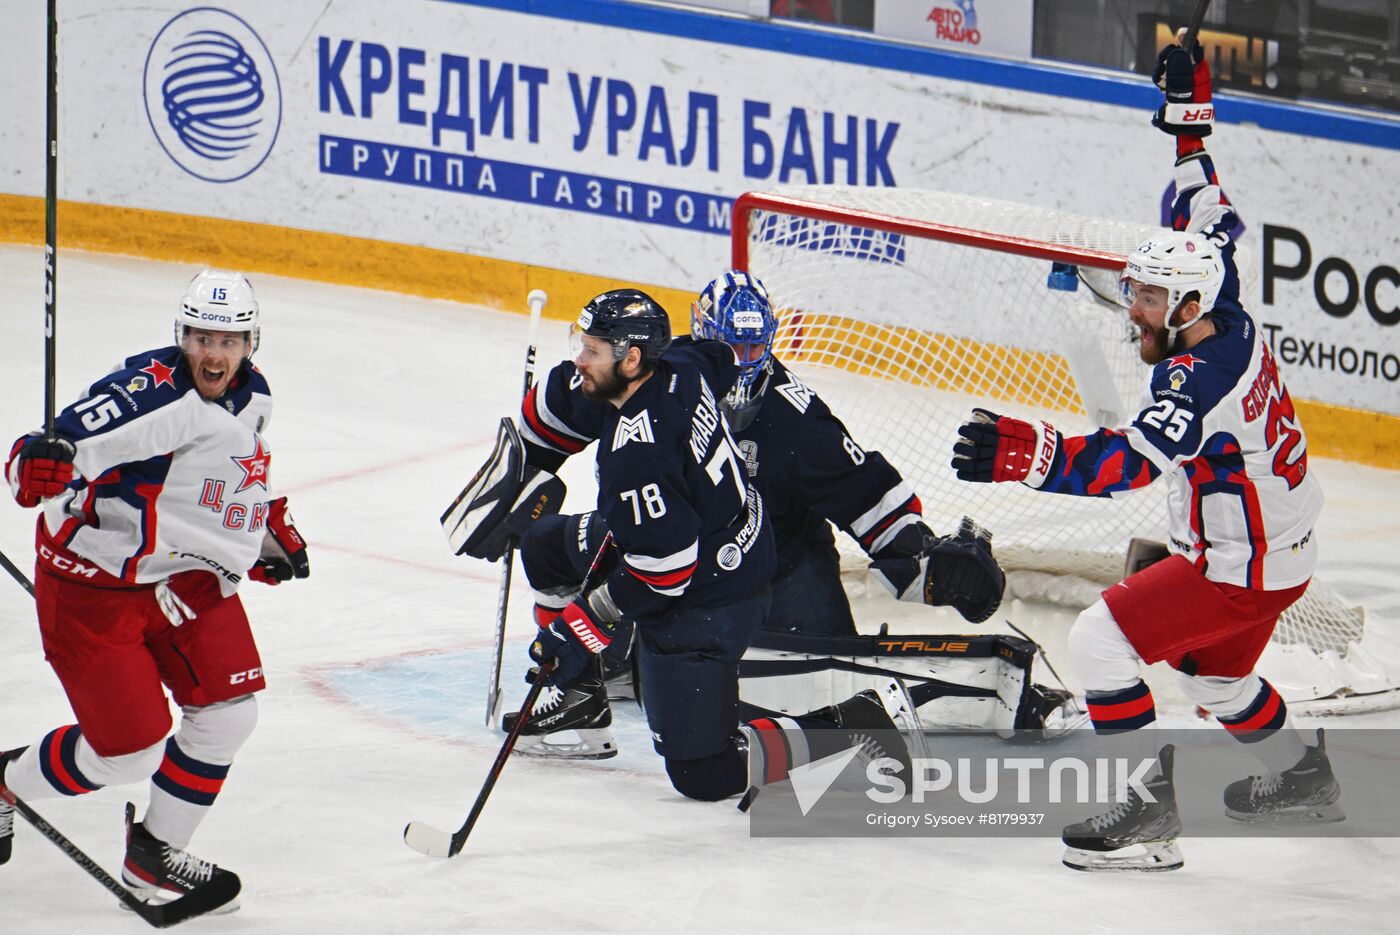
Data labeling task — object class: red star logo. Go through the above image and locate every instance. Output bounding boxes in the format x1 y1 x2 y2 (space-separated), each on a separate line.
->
1166 353 1206 372
230 437 271 493
139 358 176 389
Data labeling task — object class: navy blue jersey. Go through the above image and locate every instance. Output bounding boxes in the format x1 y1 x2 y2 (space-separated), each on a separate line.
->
728 357 921 576
520 339 774 619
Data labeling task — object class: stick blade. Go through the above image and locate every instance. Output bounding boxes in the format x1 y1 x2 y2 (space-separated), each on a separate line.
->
403 821 460 859
141 873 242 927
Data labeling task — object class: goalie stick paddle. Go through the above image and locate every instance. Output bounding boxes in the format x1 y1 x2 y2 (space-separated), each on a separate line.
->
484 288 548 727
405 532 612 859
0 784 240 927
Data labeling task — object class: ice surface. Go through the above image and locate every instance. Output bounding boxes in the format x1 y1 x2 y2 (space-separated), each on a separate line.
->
2 248 1397 933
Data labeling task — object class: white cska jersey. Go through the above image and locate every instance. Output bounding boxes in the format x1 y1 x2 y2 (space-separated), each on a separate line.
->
1033 151 1322 590
6 346 276 596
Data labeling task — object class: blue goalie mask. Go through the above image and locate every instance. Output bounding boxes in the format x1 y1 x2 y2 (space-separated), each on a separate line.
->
691 270 778 424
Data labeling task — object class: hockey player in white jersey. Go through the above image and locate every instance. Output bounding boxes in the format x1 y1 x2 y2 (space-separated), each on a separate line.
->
951 40 1337 871
0 270 309 909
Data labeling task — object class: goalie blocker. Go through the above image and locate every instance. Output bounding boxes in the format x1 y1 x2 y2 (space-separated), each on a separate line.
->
442 417 566 560
738 629 1075 739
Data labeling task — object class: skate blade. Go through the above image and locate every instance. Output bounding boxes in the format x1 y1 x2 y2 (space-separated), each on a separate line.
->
119 887 242 915
514 728 618 760
1225 803 1346 825
1061 840 1183 873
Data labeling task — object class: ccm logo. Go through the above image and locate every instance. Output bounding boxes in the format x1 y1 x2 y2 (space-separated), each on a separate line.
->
37 543 100 578
229 667 262 685
1182 107 1213 122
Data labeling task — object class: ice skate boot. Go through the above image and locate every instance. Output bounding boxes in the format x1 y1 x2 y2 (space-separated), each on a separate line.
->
121 803 241 913
1224 729 1344 825
0 747 23 866
503 658 618 759
1062 745 1183 872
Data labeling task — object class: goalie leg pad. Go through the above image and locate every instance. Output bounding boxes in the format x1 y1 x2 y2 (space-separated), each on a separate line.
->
441 417 566 560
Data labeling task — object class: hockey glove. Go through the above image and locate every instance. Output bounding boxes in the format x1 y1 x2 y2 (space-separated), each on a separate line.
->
10 435 77 507
249 497 309 585
870 518 1005 624
951 409 1059 488
1151 40 1212 139
442 418 566 561
529 601 612 688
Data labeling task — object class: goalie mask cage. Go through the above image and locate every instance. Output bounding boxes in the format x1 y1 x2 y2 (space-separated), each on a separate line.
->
733 186 1400 712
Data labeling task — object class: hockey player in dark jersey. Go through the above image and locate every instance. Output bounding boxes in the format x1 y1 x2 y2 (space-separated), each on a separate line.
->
0 270 308 909
952 40 1336 872
452 288 915 802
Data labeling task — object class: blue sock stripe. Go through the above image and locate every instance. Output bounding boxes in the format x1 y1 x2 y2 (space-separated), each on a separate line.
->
1216 680 1276 725
163 737 231 780
151 770 219 806
38 726 102 796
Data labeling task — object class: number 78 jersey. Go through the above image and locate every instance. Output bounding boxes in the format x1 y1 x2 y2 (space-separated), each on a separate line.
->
1045 304 1321 590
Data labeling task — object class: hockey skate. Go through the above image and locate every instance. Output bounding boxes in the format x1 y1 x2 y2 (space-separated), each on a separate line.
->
1061 745 1183 873
121 803 241 913
813 680 917 777
503 658 618 760
0 747 20 866
1224 729 1344 825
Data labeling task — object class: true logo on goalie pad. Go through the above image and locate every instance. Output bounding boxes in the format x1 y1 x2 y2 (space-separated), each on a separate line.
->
612 412 655 450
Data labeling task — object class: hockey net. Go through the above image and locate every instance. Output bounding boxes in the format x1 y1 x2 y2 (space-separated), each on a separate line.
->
733 185 1400 711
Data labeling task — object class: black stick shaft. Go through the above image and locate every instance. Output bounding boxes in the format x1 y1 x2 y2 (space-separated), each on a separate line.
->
44 0 58 437
450 531 614 855
0 549 35 597
1182 0 1212 50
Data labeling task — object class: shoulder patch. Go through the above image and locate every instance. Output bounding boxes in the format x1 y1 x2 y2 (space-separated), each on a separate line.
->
139 357 178 389
612 411 655 450
775 375 814 414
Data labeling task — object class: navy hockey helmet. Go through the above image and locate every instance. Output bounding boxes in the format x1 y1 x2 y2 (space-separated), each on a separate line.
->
574 289 673 368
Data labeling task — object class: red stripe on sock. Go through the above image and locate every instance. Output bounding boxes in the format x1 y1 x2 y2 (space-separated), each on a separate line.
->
158 758 225 795
750 719 789 785
45 726 90 796
1222 687 1282 734
1086 692 1155 722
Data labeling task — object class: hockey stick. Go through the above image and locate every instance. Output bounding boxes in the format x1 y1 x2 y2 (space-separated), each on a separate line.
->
0 548 36 598
405 531 613 859
1181 0 1212 51
43 0 58 438
483 288 548 727
0 784 239 927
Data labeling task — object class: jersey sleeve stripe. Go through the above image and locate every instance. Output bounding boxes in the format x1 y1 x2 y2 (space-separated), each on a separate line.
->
520 386 588 455
623 541 699 574
849 482 917 540
865 512 922 556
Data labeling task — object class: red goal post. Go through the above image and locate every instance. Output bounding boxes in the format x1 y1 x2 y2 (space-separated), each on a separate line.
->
730 185 1399 711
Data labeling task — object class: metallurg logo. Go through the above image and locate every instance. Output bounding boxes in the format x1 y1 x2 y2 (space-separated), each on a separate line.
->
143 7 282 182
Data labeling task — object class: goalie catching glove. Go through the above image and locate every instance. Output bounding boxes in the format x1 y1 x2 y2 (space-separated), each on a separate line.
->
951 408 1060 488
248 496 309 584
869 518 1005 624
441 417 566 561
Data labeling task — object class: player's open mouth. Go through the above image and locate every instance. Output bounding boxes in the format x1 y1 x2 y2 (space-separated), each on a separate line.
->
201 367 226 384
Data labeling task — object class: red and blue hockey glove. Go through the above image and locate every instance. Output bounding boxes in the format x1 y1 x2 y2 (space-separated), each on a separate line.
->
249 497 309 585
10 435 77 507
951 409 1059 487
529 601 612 688
1151 39 1212 145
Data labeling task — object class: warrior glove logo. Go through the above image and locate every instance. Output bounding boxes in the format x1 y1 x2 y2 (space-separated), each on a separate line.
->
144 8 282 182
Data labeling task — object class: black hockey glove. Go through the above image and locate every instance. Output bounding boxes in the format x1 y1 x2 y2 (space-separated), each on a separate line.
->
1151 40 1212 137
529 601 613 688
870 518 1005 624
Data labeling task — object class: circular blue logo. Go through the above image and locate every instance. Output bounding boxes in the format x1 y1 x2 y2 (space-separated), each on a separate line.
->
143 7 281 183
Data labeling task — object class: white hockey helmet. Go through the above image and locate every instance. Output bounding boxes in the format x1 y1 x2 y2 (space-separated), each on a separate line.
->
175 269 260 356
1120 232 1223 345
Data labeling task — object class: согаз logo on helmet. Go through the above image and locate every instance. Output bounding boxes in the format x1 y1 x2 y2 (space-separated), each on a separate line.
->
143 8 281 183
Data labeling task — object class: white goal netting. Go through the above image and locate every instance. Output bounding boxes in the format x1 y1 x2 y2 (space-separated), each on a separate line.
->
735 185 1399 709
